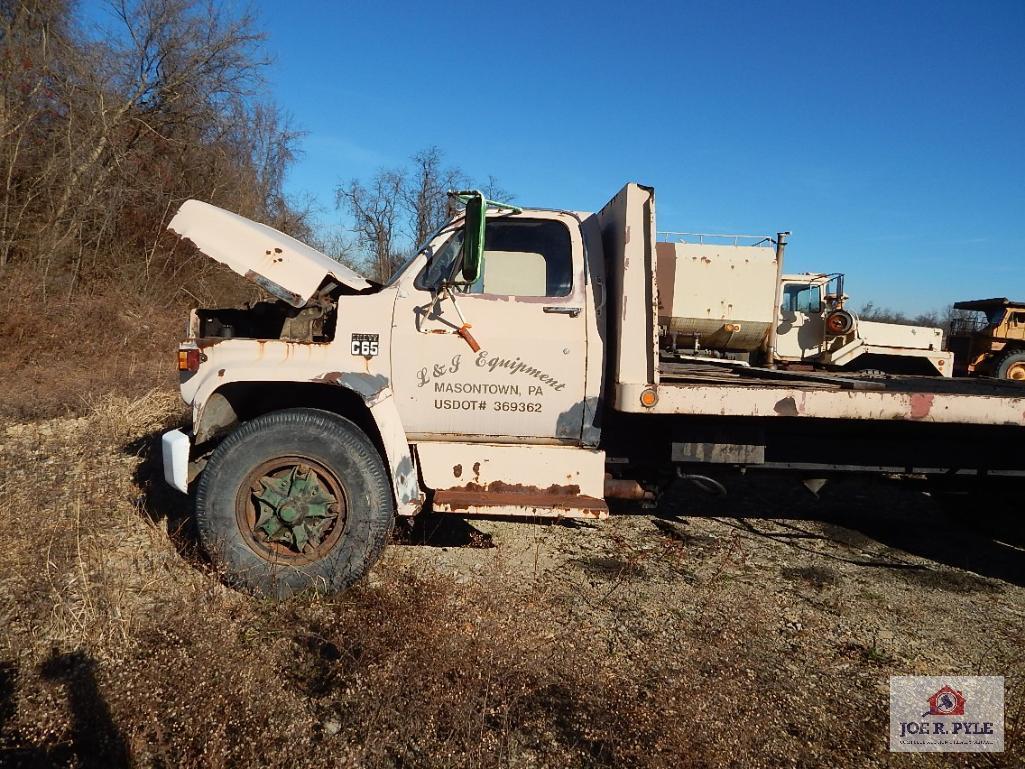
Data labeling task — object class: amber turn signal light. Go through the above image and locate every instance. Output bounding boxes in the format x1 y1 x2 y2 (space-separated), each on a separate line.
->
178 347 200 372
640 388 658 408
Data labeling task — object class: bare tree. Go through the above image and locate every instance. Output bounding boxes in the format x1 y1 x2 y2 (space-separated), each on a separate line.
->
0 0 308 299
479 174 514 204
336 170 405 282
312 226 361 274
0 0 73 270
402 146 465 247
858 301 957 334
45 0 265 271
337 146 510 281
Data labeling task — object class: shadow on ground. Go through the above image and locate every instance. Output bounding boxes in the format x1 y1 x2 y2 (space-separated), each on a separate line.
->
125 425 1023 590
0 651 130 769
658 473 1025 588
393 513 497 549
124 429 204 565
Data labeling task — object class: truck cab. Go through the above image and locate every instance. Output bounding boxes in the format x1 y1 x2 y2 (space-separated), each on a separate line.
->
163 191 618 595
775 273 951 376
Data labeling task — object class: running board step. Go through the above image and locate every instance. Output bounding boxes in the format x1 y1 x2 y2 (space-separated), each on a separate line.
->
432 490 609 520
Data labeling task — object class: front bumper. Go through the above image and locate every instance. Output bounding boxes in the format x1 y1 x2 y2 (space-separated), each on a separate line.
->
162 429 191 494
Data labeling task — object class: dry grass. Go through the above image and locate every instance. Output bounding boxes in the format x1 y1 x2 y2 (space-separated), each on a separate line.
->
0 391 777 767
0 390 1021 767
0 288 181 422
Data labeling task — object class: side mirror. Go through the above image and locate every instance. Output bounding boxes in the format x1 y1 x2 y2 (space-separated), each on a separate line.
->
461 191 486 283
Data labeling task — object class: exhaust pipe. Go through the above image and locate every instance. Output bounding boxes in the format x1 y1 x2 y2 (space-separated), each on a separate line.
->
764 231 790 369
604 478 656 501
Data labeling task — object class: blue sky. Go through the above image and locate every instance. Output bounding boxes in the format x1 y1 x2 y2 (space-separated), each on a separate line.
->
236 2 1022 312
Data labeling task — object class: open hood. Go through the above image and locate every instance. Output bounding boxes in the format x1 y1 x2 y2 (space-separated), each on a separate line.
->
168 200 371 307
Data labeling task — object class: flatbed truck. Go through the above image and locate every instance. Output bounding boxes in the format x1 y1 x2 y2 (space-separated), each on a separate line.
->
161 183 1025 596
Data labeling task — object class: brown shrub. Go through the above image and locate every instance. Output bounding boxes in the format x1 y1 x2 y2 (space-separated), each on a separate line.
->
0 260 260 422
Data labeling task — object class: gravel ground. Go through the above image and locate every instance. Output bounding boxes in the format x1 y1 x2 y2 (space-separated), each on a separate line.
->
387 474 1024 765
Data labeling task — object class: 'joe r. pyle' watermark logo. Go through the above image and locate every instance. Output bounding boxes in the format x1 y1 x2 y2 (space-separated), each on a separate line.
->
923 685 965 717
890 676 1003 752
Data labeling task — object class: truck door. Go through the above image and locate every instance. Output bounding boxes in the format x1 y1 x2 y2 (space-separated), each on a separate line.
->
390 213 589 442
775 280 825 361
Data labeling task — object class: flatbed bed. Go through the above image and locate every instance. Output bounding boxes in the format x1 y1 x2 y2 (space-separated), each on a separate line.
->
660 360 1025 395
616 361 1025 427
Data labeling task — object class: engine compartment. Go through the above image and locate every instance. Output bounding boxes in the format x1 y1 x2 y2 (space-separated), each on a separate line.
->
197 295 337 344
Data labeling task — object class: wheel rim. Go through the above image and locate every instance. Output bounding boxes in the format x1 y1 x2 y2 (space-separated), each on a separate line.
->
235 456 347 564
1006 361 1025 381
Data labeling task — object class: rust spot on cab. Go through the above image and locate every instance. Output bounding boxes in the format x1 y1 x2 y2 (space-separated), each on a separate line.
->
312 371 343 385
910 393 934 419
458 480 582 496
433 490 605 517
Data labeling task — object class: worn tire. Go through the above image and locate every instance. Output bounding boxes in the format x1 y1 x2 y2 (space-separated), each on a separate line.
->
995 350 1025 381
194 408 394 597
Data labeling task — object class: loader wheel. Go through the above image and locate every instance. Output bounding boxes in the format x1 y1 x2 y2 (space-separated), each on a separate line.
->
996 350 1025 381
194 409 394 597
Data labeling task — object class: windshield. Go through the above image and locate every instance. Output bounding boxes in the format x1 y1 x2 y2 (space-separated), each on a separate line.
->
781 283 822 314
986 308 1006 326
383 220 461 288
415 230 465 290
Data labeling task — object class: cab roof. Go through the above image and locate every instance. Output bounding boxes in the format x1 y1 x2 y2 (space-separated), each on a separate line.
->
952 297 1025 311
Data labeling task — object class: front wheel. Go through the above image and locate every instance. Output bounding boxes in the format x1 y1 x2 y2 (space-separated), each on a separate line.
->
194 409 395 597
996 350 1025 381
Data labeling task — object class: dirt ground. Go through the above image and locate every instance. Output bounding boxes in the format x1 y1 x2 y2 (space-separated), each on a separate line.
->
0 391 1021 768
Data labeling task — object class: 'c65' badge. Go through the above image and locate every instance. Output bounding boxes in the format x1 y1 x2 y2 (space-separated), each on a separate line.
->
351 333 379 357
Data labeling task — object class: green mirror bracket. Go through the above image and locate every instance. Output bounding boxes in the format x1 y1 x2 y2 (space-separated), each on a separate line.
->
448 190 522 284
450 190 522 214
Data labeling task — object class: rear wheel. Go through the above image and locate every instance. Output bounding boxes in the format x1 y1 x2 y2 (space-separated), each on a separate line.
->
195 408 394 597
996 350 1025 381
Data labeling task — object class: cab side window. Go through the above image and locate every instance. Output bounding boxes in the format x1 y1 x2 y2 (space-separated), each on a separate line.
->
469 219 573 297
781 283 822 314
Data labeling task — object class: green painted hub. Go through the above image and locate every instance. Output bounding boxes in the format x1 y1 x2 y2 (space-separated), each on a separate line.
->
252 465 337 553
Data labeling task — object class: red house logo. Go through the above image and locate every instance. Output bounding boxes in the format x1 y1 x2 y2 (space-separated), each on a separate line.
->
922 685 966 717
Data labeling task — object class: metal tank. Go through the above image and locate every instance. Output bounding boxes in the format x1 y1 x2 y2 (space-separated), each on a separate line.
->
655 237 780 353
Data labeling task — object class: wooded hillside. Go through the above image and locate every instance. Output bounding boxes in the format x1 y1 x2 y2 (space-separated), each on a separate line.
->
1 0 308 301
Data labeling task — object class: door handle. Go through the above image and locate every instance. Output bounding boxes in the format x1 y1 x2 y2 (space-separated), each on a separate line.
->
543 306 581 317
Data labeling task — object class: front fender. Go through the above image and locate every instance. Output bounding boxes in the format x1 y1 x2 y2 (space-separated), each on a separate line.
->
366 393 422 515
186 340 422 515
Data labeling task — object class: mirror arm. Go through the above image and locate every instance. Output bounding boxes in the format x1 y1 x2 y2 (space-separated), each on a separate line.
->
417 285 480 352
450 190 523 214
